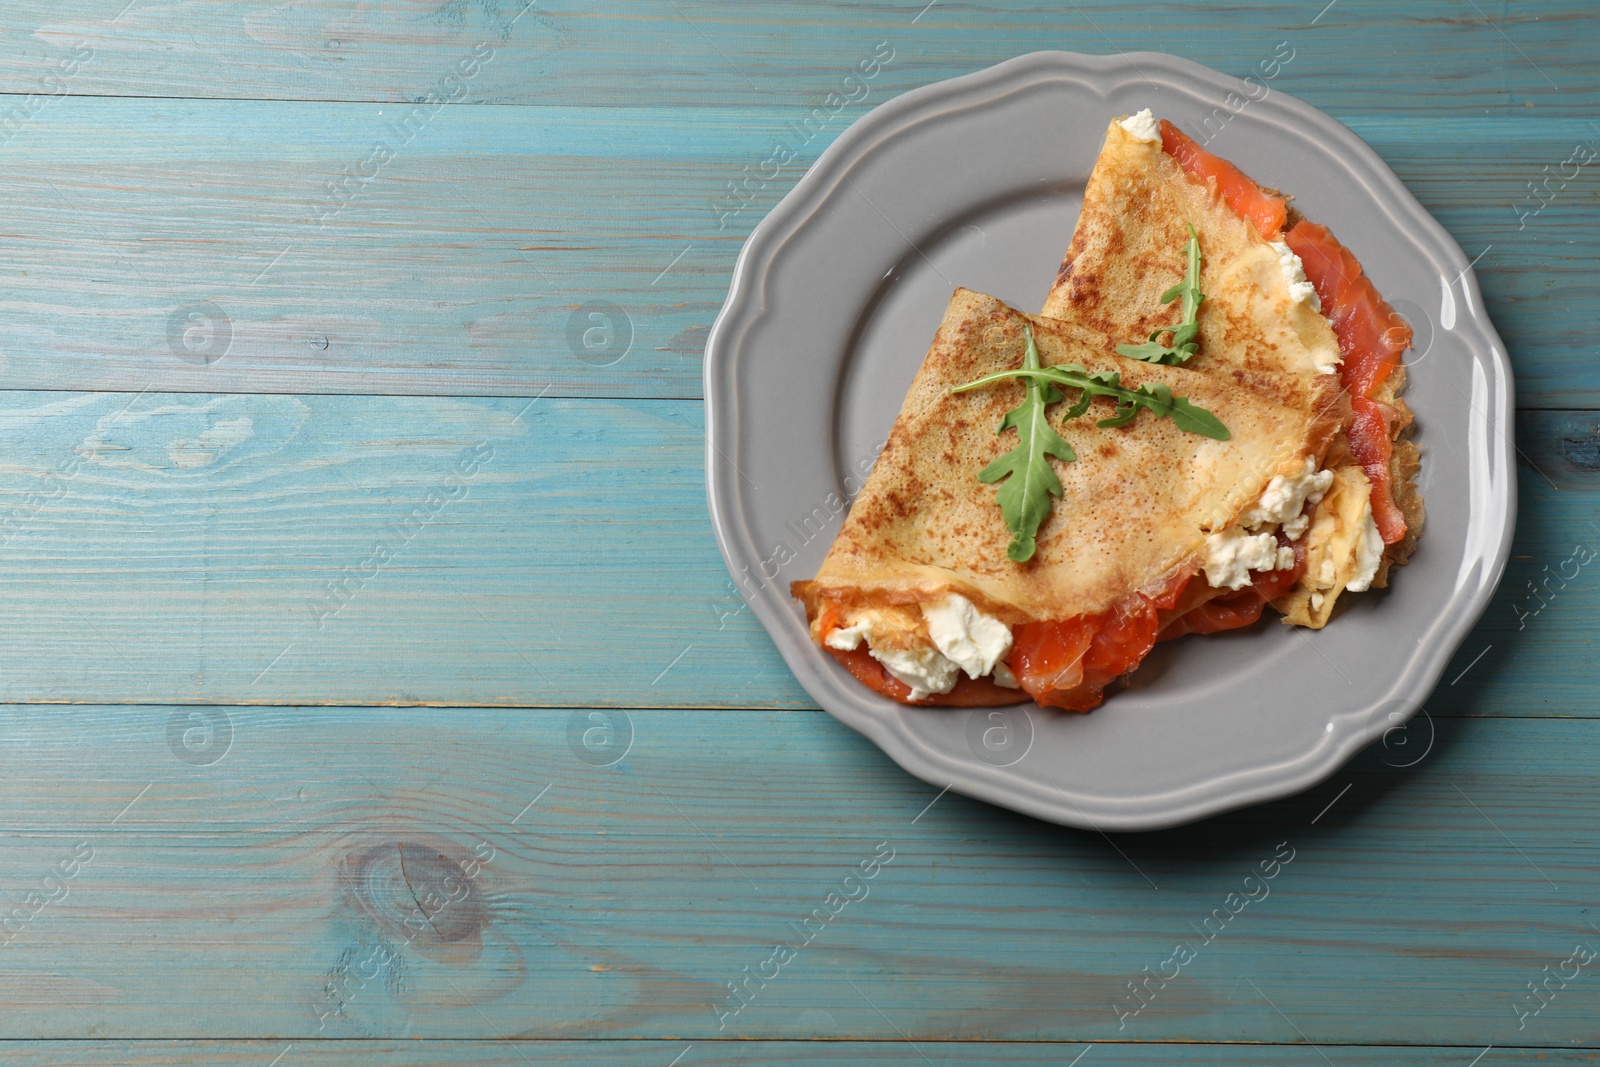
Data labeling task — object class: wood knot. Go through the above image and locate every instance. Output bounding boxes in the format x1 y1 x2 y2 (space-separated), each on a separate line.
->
1561 429 1600 471
339 840 488 946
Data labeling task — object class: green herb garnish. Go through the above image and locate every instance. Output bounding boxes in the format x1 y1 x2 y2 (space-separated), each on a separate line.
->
964 324 1077 563
955 363 1229 440
1115 223 1205 365
951 324 1230 563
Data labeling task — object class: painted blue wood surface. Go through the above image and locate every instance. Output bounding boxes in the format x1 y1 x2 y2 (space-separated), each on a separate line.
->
0 1 1592 115
0 104 1588 403
0 1043 1595 1066
0 1 1593 1062
0 706 1594 1047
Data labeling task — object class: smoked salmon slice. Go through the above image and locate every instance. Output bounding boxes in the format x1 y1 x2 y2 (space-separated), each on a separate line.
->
1155 132 1411 547
1284 220 1410 400
1348 396 1409 544
1009 569 1191 712
1160 120 1289 239
1283 219 1411 544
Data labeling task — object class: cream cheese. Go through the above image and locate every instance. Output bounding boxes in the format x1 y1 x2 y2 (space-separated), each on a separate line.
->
870 644 960 701
1240 457 1334 539
1204 459 1334 590
1117 108 1160 143
825 594 1014 698
1268 239 1323 313
1203 528 1287 590
1268 239 1340 375
924 592 1013 680
1344 502 1384 593
824 620 871 652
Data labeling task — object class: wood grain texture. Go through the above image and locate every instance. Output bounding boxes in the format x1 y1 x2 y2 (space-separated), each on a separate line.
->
0 0 1591 113
0 391 800 708
0 387 1585 711
0 0 1592 1057
0 98 719 400
0 705 1592 1046
0 1042 1593 1066
0 101 1588 403
27 1044 1600 1067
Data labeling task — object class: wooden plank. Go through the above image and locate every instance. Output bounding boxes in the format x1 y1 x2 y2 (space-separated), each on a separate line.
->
0 390 799 708
0 102 1583 401
0 1040 1591 1065
1448 412 1600 712
0 0 1592 114
0 705 1595 1046
0 98 729 401
0 388 1587 711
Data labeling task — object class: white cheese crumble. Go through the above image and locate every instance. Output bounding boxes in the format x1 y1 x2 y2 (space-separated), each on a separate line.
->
1316 555 1336 585
1117 108 1160 143
1269 239 1340 376
870 644 960 701
991 661 1020 689
1344 502 1384 593
1203 459 1332 590
1239 457 1334 539
825 594 1015 699
1268 239 1323 313
1203 528 1292 591
824 621 870 652
924 592 1013 680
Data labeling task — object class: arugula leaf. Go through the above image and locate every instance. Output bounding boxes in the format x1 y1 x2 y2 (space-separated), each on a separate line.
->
1115 224 1206 365
969 326 1076 562
954 363 1230 441
950 323 1231 564
1099 381 1231 439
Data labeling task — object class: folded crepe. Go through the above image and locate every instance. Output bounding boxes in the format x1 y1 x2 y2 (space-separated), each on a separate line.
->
791 288 1339 711
1045 111 1423 628
790 110 1423 712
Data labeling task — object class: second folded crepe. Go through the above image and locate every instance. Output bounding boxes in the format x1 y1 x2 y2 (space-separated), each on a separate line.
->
1043 110 1421 628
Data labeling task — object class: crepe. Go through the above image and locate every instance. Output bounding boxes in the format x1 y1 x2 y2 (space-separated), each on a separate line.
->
791 288 1339 711
790 111 1421 712
1043 113 1421 628
1043 118 1343 416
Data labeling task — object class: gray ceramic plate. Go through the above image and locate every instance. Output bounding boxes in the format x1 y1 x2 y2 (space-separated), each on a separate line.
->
704 51 1514 831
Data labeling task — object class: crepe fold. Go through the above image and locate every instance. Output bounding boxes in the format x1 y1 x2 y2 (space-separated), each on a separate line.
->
790 289 1338 629
1043 121 1345 430
1043 117 1420 628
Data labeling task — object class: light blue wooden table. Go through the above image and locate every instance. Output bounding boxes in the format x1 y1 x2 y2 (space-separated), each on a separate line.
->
0 1 1595 1063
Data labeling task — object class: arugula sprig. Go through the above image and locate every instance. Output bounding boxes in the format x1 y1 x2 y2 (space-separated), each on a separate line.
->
961 325 1077 562
953 362 1229 440
950 324 1229 563
1115 223 1205 365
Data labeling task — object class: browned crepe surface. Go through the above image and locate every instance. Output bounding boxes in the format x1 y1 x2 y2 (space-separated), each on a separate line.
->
1043 119 1420 626
1043 122 1344 424
792 289 1339 628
